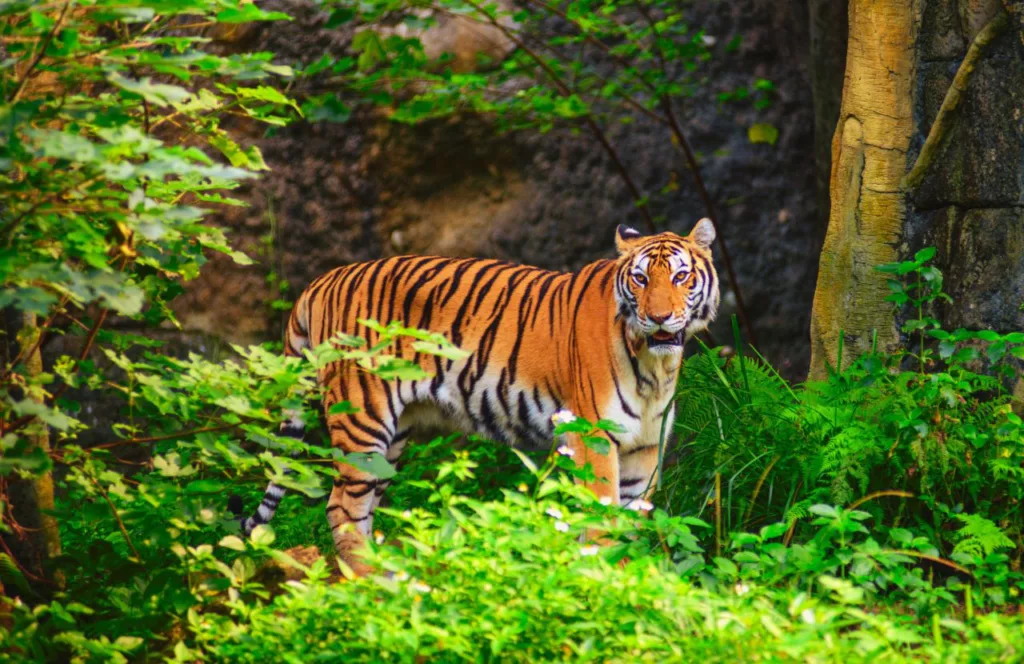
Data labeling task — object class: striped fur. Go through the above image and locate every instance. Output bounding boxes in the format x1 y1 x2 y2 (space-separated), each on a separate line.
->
239 220 719 573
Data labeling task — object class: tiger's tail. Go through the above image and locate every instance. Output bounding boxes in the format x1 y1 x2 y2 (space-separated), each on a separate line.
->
228 291 313 534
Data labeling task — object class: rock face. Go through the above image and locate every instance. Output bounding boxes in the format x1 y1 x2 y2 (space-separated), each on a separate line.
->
174 0 822 378
905 0 1024 337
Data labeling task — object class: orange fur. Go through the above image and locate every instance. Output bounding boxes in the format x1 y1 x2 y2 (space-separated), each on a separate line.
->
242 220 719 572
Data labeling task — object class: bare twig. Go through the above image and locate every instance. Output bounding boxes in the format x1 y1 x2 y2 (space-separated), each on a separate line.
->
883 549 973 577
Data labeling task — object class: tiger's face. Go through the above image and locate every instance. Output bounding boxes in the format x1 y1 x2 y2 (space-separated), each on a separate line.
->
614 219 720 356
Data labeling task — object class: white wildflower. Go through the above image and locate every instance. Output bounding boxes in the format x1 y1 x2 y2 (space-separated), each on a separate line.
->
394 571 410 582
551 409 577 426
411 581 432 593
599 496 613 506
556 444 575 457
374 531 385 545
580 545 600 557
545 507 564 520
701 35 717 47
800 609 816 625
554 521 570 533
402 510 412 519
734 583 750 596
625 498 654 512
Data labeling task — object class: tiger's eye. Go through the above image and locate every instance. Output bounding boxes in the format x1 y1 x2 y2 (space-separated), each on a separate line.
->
633 273 648 287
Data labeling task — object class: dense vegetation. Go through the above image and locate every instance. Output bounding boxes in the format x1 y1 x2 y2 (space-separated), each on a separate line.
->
1 0 1022 661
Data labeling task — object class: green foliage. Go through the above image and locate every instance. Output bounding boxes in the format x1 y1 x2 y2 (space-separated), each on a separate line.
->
663 249 1024 610
297 0 769 222
1 0 1021 659
62 455 1024 662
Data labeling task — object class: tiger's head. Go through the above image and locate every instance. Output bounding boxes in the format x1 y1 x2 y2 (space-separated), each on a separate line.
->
613 219 720 356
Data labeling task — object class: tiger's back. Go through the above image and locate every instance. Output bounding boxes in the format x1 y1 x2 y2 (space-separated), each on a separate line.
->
289 255 605 448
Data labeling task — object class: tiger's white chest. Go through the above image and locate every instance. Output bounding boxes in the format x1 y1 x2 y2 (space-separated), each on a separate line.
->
602 351 680 450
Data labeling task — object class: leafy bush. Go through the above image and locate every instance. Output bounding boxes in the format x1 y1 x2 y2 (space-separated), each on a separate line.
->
167 459 1024 662
664 249 1024 606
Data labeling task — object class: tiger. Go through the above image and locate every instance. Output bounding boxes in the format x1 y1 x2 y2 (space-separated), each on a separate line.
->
235 219 720 574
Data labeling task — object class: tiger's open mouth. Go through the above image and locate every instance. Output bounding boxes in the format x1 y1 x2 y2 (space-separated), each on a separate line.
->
647 330 684 347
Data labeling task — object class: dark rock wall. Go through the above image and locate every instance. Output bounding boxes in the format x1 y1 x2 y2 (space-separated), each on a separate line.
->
175 0 825 377
907 0 1024 334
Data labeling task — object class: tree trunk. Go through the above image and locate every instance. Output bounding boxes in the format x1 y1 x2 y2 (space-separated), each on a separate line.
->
3 313 62 585
809 0 1024 378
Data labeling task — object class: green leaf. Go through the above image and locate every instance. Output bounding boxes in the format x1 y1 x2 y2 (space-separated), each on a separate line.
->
108 72 191 107
186 479 225 494
219 535 246 551
759 522 789 540
914 246 937 263
352 30 386 71
328 401 357 415
582 435 610 456
808 504 838 518
216 5 291 23
342 452 396 480
250 524 276 546
11 399 75 431
325 7 355 28
747 123 779 146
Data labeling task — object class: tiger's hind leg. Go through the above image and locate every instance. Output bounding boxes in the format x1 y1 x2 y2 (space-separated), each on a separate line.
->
322 370 403 576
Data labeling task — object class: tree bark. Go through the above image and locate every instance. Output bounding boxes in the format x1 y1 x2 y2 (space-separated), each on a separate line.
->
809 0 1024 378
3 313 62 584
809 0 917 377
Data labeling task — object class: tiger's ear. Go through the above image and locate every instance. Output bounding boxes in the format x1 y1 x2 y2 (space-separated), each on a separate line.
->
615 224 643 254
688 218 716 249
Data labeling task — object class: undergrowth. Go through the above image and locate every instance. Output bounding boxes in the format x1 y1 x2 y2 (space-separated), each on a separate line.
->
4 251 1024 662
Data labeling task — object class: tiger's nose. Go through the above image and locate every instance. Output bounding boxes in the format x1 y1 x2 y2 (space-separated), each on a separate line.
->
649 313 670 324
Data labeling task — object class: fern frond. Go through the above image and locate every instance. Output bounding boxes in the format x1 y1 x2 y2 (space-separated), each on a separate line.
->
951 513 1014 557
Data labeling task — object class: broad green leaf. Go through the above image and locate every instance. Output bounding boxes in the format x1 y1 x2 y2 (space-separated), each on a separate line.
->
747 123 779 146
108 72 191 107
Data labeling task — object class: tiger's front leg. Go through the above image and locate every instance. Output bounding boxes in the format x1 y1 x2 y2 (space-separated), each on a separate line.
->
565 429 620 507
618 444 660 511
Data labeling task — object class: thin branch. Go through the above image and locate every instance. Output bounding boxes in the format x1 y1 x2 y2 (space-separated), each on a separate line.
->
47 308 109 406
848 490 915 511
10 0 73 103
743 455 779 526
0 295 71 385
902 12 1008 190
459 0 656 232
90 424 238 450
90 477 141 561
882 549 973 577
3 175 104 248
